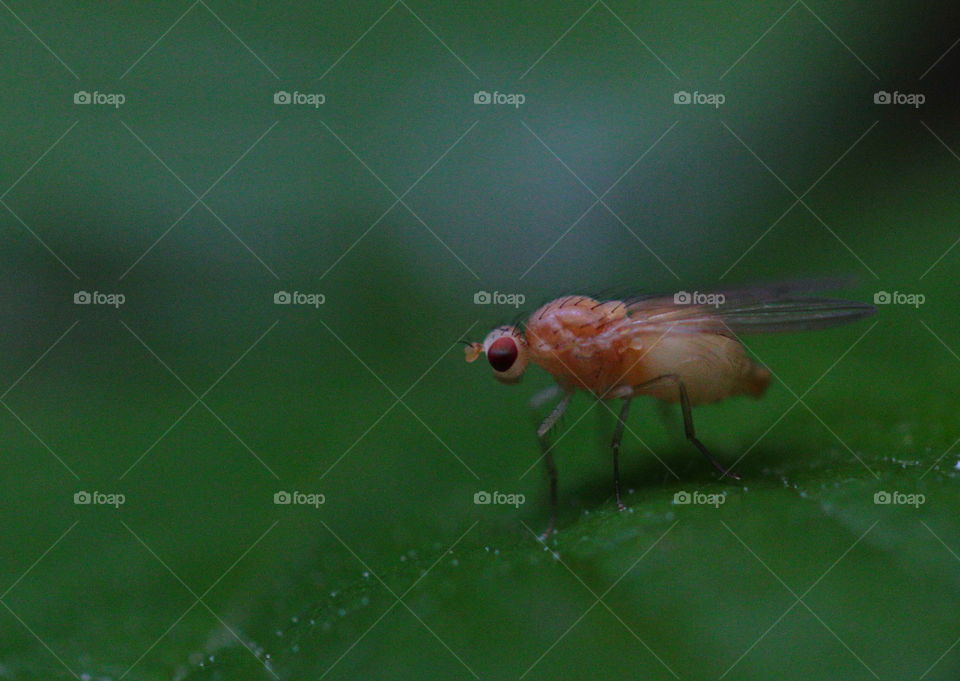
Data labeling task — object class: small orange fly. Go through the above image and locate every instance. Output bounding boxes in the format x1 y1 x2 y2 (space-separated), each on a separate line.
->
464 280 875 536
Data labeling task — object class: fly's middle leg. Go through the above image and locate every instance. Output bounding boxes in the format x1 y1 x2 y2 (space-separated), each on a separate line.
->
611 397 632 511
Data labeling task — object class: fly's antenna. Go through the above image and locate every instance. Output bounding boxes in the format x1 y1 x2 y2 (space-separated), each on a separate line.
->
462 338 484 363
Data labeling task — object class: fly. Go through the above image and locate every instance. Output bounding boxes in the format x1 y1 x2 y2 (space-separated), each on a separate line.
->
464 280 876 537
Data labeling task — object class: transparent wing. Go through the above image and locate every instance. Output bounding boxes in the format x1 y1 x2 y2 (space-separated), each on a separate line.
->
620 279 875 337
518 279 875 357
623 277 855 313
623 297 876 336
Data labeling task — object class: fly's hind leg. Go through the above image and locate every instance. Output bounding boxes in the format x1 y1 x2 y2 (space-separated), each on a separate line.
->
534 390 572 539
638 375 742 482
676 380 741 481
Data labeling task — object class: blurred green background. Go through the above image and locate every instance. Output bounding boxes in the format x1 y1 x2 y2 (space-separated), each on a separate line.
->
2 1 960 679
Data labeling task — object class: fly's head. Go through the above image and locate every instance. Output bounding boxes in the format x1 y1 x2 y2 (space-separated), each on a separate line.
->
464 326 529 384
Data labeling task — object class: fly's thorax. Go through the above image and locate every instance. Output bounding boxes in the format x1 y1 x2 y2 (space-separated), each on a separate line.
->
524 296 634 393
526 296 628 345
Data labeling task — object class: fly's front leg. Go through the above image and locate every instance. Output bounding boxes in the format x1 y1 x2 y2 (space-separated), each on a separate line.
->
529 384 563 410
535 391 572 538
611 397 632 511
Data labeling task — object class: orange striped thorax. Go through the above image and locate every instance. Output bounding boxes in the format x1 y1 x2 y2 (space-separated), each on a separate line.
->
524 296 647 395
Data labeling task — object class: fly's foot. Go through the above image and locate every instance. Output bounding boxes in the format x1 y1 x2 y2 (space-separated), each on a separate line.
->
718 467 742 482
538 518 556 541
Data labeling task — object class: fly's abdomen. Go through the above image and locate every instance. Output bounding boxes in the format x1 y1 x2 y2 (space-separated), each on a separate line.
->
626 333 763 405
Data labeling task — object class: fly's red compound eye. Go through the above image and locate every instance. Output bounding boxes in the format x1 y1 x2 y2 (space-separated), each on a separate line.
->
487 336 518 373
